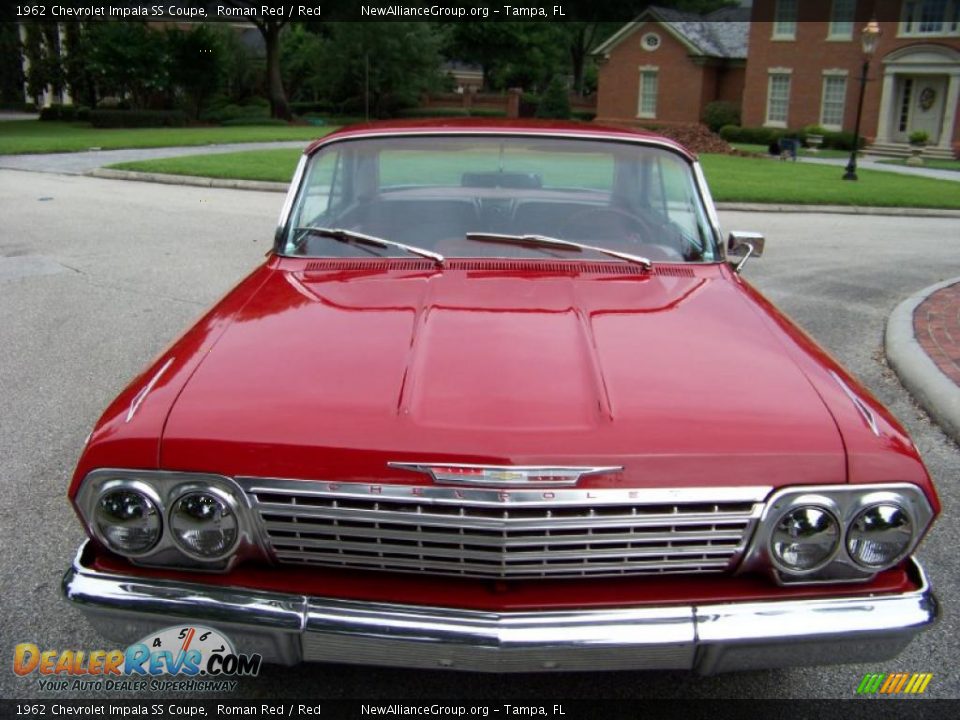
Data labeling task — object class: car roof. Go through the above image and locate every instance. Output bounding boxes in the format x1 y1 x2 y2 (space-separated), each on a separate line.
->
304 118 695 161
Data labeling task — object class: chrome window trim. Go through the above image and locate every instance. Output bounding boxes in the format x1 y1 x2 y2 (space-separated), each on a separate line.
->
274 130 718 258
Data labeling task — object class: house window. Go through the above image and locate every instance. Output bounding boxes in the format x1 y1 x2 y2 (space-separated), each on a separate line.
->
773 0 798 39
900 0 960 36
641 32 661 51
829 0 856 38
766 72 792 126
820 74 848 129
638 68 658 118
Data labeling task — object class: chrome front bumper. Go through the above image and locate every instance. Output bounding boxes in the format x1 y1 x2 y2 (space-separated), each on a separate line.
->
63 542 937 674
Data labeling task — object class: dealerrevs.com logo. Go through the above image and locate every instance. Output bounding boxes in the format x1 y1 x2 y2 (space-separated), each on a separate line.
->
13 625 261 692
856 672 934 695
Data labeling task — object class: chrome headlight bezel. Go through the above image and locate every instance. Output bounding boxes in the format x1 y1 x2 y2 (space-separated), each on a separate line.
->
91 480 163 557
768 504 842 574
741 484 935 585
846 502 915 569
168 486 242 561
74 469 263 571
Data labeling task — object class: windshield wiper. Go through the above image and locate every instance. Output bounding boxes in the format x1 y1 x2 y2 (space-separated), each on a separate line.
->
294 227 445 265
464 233 651 270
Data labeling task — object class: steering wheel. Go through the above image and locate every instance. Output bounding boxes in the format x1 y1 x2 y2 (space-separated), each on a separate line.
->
559 206 661 244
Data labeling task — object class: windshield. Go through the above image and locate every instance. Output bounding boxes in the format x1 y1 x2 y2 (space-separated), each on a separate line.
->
283 135 718 263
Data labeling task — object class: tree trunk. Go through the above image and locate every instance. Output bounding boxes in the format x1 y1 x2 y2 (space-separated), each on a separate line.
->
264 23 291 120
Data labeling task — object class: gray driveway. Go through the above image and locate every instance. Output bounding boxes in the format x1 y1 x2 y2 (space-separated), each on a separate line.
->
1 170 957 700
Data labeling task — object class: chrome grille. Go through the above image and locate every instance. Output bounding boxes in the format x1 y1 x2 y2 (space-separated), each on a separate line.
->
240 479 768 580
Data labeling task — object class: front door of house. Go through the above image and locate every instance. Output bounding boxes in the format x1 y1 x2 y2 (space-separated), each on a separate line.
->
896 75 947 143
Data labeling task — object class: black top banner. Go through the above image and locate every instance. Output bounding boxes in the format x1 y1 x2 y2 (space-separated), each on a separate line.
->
7 1 923 23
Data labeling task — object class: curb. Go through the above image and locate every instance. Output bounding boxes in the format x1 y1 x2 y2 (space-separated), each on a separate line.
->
715 202 960 218
886 276 960 445
88 168 288 193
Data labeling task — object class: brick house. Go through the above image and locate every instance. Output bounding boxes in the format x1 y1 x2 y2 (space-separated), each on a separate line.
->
594 1 959 157
593 6 750 126
743 0 959 157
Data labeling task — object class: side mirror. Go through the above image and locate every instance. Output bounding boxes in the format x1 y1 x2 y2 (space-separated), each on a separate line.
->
727 231 765 273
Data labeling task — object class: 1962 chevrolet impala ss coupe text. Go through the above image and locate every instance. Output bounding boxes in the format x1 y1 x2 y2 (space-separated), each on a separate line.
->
64 120 939 674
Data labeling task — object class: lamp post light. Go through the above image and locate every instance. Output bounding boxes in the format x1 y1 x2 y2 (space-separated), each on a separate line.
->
843 20 882 181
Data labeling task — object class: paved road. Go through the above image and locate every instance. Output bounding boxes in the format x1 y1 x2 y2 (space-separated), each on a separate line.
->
0 140 309 175
1 171 958 701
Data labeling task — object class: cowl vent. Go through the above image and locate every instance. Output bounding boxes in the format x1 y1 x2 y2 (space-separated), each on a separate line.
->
301 258 696 277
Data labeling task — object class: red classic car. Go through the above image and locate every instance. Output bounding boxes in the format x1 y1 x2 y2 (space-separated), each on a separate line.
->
64 120 938 674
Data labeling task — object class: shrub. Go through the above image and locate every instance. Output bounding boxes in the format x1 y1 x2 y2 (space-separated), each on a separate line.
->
89 110 187 128
39 104 88 122
291 101 336 115
572 110 596 122
219 117 288 126
535 78 571 120
822 130 865 150
201 103 270 124
719 125 782 145
396 107 507 119
702 101 740 132
909 130 929 146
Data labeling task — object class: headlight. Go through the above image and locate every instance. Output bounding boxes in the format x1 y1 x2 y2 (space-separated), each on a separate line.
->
770 506 840 572
169 491 239 559
95 489 161 554
846 504 913 569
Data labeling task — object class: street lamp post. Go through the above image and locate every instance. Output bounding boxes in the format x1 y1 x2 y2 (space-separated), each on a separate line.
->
843 21 882 181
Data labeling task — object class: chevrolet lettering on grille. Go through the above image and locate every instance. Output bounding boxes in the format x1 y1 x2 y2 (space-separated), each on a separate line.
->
387 462 625 487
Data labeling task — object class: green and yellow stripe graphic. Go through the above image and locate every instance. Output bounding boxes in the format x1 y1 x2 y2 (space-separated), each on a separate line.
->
856 672 933 694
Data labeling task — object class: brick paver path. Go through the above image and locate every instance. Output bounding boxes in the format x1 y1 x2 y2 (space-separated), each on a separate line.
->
914 281 960 385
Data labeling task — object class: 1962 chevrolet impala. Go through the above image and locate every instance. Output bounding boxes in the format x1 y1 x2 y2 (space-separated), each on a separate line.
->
64 120 938 674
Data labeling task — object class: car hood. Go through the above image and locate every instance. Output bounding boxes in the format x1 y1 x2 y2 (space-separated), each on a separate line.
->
159 260 846 488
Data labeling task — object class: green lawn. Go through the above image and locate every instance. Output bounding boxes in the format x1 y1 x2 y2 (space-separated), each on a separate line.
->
730 142 852 160
877 157 960 172
107 148 960 210
0 120 333 155
700 153 960 208
109 148 305 183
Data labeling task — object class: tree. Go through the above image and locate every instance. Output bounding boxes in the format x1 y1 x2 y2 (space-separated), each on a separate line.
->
225 2 292 119
280 24 325 103
320 23 446 118
23 24 46 106
535 77 572 119
213 25 261 105
167 25 224 119
63 24 96 108
86 23 167 107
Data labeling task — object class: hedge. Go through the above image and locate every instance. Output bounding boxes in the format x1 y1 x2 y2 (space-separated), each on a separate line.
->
200 103 270 124
395 107 507 119
39 104 90 122
219 117 288 126
720 125 866 151
89 110 187 128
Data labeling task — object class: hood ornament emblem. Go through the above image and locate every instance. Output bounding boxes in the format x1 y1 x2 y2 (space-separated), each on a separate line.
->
387 462 623 487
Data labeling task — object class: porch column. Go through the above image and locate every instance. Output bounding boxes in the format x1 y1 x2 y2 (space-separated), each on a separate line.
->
875 70 896 143
938 71 960 149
